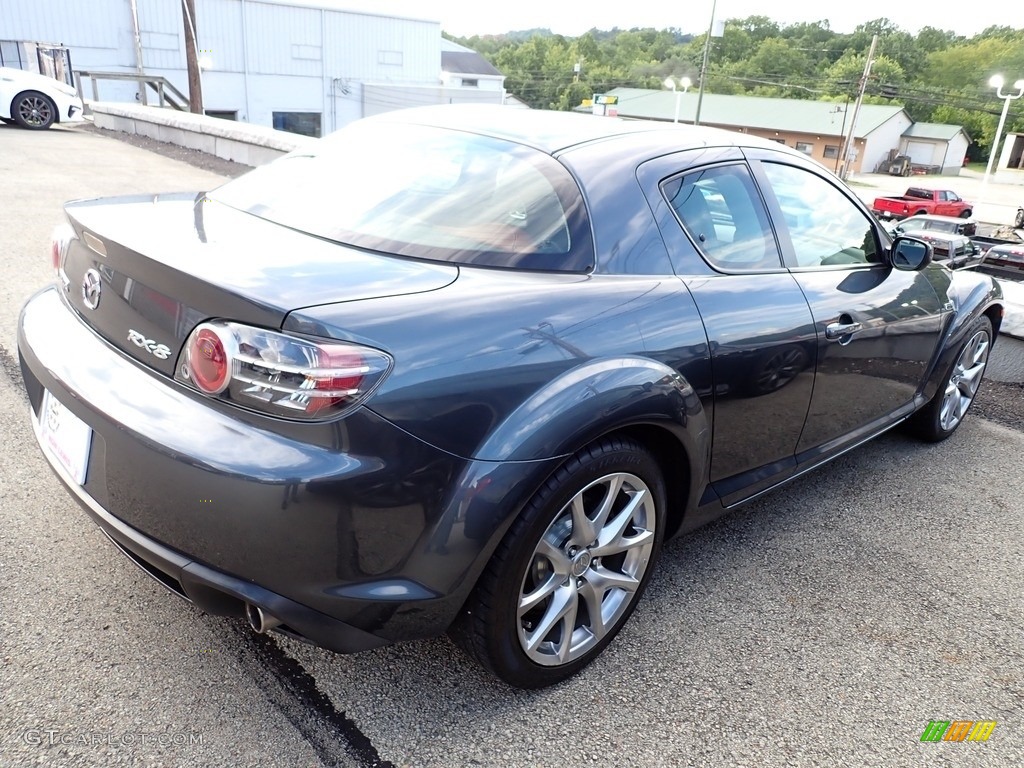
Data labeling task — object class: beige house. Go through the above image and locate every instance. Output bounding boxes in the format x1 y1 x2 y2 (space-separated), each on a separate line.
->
603 88 969 176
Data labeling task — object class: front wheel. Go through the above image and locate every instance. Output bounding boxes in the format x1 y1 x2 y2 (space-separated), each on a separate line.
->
12 91 56 129
453 437 666 689
959 209 973 219
908 316 992 442
1015 208 1024 229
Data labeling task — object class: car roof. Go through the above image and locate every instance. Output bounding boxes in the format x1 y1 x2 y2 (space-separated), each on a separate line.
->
363 103 790 157
987 243 1024 256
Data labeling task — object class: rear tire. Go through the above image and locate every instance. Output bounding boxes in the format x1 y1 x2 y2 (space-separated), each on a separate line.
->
908 316 992 442
1015 209 1024 229
452 437 666 689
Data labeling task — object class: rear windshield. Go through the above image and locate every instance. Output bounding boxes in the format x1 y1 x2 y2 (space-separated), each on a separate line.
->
211 121 594 272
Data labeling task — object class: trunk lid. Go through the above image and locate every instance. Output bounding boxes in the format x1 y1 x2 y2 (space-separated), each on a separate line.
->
58 193 457 377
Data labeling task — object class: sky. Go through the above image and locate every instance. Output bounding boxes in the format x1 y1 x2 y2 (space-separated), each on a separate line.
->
327 0 1008 39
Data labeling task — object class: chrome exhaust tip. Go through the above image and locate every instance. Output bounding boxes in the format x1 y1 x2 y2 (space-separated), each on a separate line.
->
245 603 282 634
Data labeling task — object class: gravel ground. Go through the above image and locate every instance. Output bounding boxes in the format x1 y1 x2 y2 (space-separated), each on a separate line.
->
973 380 1024 431
81 122 252 179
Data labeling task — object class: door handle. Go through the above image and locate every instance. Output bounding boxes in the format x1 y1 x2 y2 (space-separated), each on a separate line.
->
825 321 862 341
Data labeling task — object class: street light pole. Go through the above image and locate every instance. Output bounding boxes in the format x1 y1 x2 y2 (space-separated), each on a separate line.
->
983 75 1024 187
663 76 692 123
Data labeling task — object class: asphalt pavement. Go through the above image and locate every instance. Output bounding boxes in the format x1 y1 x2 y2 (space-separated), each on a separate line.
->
1 123 1022 767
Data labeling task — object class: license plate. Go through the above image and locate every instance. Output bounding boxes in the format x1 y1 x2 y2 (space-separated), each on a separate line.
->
39 390 92 486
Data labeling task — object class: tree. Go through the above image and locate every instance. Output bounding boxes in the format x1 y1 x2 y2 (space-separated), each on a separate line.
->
449 15 1024 137
823 52 905 100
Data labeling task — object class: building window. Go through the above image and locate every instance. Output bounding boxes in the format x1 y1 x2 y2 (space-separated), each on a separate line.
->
205 110 237 121
461 78 479 87
823 145 840 159
0 40 25 68
273 111 321 138
795 142 814 155
770 138 786 145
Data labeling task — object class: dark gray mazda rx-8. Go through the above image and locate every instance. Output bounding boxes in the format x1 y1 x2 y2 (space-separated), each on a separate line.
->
19 105 1003 688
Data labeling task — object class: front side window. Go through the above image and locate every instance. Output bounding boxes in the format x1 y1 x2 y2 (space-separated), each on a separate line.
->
662 163 781 271
761 162 881 268
212 121 592 272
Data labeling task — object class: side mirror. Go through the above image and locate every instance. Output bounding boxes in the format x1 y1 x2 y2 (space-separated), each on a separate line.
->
890 236 933 271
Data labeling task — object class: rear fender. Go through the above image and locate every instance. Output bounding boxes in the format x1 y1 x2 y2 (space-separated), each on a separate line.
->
474 355 707 464
417 357 708 621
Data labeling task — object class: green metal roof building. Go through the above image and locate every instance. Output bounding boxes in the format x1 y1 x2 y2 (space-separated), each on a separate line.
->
601 88 969 175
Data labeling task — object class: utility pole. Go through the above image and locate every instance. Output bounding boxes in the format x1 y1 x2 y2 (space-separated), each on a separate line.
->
181 0 204 113
128 0 146 104
694 0 717 126
840 34 877 180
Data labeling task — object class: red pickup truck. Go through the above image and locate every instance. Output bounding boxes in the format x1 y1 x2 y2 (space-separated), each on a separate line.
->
871 187 973 220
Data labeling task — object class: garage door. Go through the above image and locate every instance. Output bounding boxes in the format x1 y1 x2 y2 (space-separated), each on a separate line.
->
906 141 935 165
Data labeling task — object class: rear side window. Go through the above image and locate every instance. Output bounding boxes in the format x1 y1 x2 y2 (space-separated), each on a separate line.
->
212 121 593 272
662 163 782 271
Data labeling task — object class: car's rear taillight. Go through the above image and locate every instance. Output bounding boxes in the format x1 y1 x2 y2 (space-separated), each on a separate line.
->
51 222 75 276
177 321 391 420
186 326 234 394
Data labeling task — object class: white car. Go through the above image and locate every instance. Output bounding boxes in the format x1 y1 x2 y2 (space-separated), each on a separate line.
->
0 66 84 130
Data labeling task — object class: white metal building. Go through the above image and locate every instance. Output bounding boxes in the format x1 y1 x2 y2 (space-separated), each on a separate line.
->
898 123 971 175
0 0 507 135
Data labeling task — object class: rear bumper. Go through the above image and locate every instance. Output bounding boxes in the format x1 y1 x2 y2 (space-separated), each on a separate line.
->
29 412 388 652
871 209 903 221
18 286 540 649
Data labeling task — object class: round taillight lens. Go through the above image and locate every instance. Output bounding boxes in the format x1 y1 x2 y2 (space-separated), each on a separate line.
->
188 327 231 393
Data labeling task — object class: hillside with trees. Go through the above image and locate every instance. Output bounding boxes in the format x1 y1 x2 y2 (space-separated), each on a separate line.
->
449 18 1024 160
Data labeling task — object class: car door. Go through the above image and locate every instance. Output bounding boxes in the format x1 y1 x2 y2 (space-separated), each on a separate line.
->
935 191 961 218
746 152 947 461
637 150 817 507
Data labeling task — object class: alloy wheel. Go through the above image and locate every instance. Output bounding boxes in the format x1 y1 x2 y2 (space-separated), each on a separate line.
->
516 471 656 666
939 328 989 432
18 95 54 128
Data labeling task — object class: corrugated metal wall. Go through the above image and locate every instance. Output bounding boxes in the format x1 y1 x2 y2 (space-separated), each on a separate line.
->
0 0 122 49
244 1 322 76
136 0 183 71
201 0 244 72
1 0 497 132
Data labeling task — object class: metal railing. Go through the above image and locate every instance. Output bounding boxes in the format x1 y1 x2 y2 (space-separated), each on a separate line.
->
75 71 189 111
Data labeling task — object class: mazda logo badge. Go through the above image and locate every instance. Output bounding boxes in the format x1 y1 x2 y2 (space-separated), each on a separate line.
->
82 269 102 310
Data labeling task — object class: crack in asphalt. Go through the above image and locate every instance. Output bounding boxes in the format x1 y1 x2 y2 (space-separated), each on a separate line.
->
227 624 394 768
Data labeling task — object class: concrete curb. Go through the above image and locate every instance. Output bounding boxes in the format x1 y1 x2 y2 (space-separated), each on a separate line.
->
88 102 317 166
